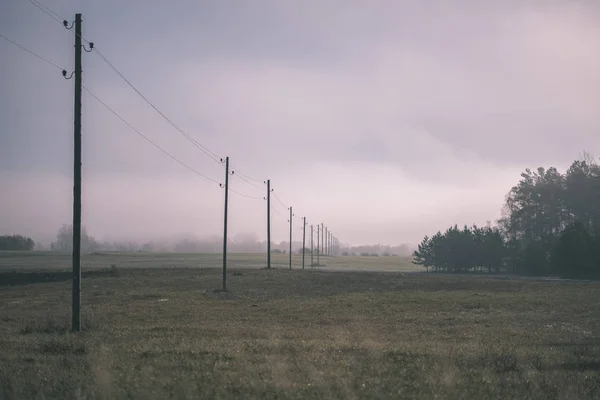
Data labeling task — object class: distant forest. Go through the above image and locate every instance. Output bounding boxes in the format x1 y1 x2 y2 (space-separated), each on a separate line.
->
414 155 600 279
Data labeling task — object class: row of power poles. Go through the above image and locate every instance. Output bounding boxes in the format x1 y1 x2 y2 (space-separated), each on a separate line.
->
263 181 340 270
65 13 341 332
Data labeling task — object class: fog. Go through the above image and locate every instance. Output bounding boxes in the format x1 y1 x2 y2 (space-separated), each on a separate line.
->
1 0 599 248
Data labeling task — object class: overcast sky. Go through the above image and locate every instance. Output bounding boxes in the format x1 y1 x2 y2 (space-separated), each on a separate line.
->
1 0 599 246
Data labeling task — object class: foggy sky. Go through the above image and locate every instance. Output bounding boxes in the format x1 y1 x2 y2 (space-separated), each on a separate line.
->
1 0 599 246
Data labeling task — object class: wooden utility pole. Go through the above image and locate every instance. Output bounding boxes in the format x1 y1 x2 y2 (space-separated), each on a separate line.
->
310 224 314 267
222 156 230 291
333 236 337 256
302 217 306 270
321 224 324 261
288 207 293 269
316 224 320 265
324 227 328 257
266 179 271 269
70 13 83 333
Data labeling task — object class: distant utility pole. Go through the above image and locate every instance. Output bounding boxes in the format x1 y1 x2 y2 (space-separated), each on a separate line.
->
332 236 335 256
302 217 306 270
316 224 320 265
265 179 272 269
310 224 314 267
288 207 294 270
321 223 324 261
325 227 328 257
221 156 230 291
64 13 93 333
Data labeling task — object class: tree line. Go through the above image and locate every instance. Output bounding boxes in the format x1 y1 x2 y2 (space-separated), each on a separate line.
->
413 155 600 279
0 235 35 251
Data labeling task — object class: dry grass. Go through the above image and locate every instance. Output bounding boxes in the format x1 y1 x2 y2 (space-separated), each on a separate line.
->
0 251 418 273
1 266 599 399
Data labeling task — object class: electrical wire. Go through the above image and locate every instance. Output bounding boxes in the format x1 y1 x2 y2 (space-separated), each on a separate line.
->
271 207 285 219
26 0 65 25
93 49 224 165
232 168 264 183
0 33 64 70
25 0 224 166
25 0 272 190
83 85 222 185
27 0 95 48
272 191 288 209
6 9 314 229
229 187 263 200
232 171 264 190
0 32 221 186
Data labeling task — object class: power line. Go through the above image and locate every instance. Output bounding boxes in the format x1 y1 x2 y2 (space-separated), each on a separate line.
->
232 171 264 190
83 85 222 185
272 191 288 208
0 33 64 70
26 0 269 195
93 49 224 165
229 188 263 200
233 168 264 183
272 207 285 219
26 0 65 25
26 0 93 46
25 0 224 166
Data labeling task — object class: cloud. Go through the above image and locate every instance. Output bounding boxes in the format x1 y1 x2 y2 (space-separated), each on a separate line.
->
1 0 599 244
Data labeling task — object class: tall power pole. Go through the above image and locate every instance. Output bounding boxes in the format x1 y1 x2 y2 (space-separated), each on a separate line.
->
288 207 293 269
70 13 83 333
310 224 314 267
321 223 324 260
222 157 230 291
266 179 271 269
334 236 337 256
302 217 306 270
332 236 335 256
325 227 328 257
316 224 320 265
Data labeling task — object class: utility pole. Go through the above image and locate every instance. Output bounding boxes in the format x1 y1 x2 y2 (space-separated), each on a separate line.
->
302 217 306 270
316 224 320 265
266 179 271 269
325 227 328 257
64 13 93 333
332 236 335 256
288 207 293 269
321 223 324 261
222 157 230 291
310 224 314 267
71 13 83 333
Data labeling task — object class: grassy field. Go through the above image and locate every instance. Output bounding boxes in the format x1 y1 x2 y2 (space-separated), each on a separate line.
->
1 261 600 399
0 251 419 273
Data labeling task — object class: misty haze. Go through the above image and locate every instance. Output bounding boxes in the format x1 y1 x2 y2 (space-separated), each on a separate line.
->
1 0 600 399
